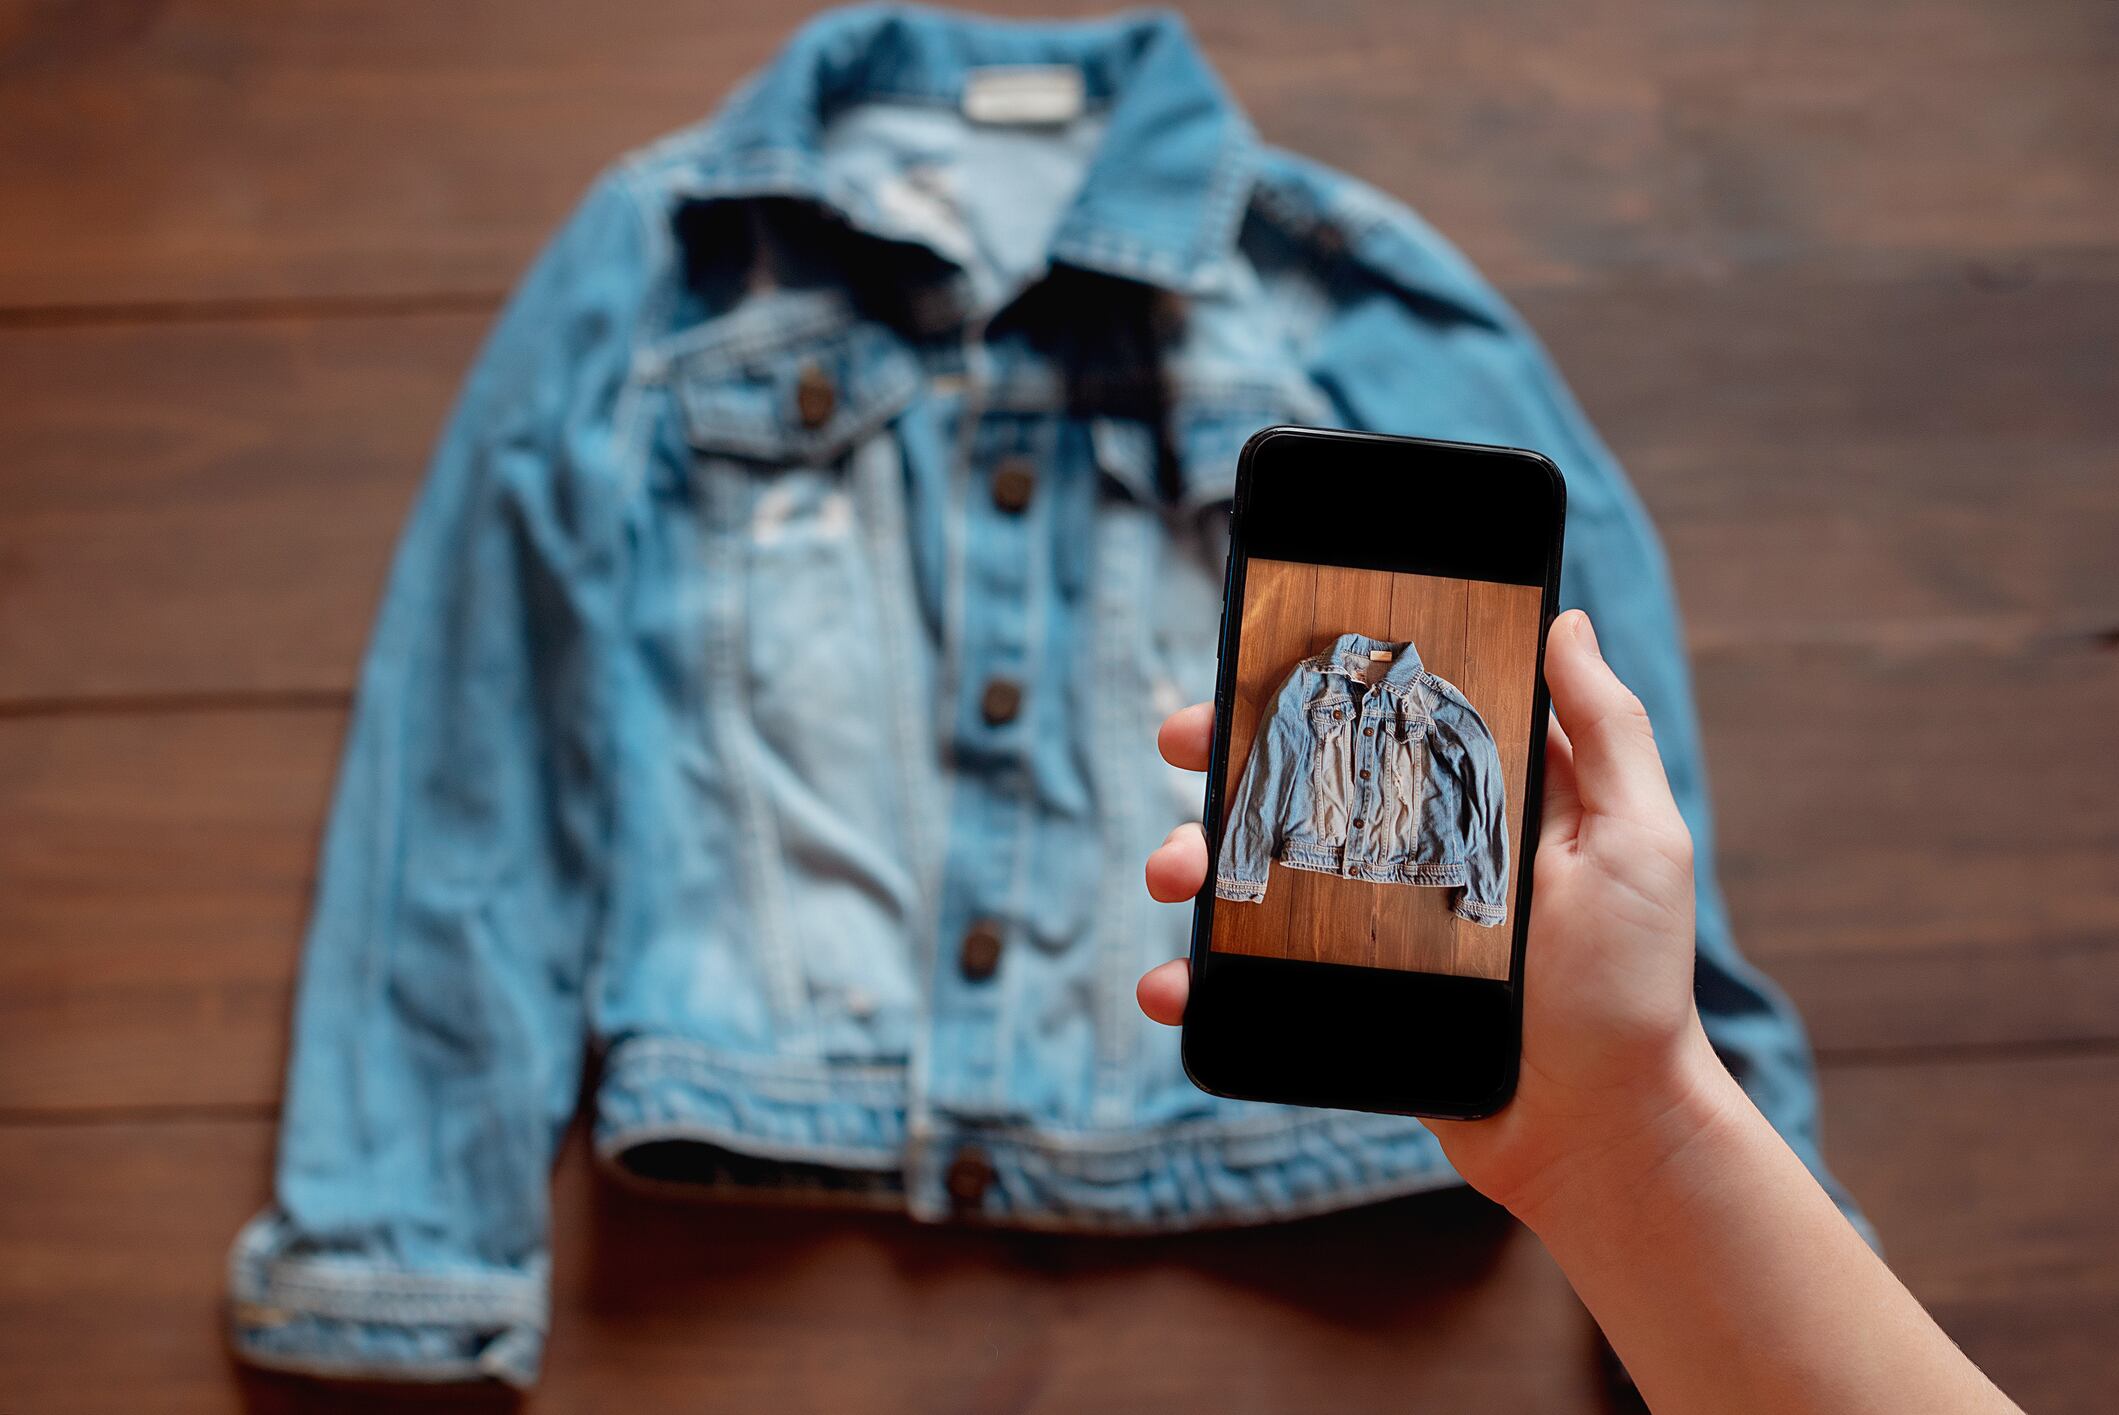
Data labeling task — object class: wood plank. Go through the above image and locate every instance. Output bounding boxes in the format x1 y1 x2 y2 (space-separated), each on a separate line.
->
0 313 473 703
1 1 2110 307
0 707 339 1111
2 1052 2109 1411
1526 271 2119 653
1443 581 1542 978
5 274 2112 706
1698 642 2119 1052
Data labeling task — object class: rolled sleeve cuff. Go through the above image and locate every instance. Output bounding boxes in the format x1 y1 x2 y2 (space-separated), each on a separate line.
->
1453 897 1507 927
227 1208 548 1389
1214 876 1267 904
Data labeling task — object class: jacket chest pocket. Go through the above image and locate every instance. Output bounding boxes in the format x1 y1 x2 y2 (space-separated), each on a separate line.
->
1382 715 1431 848
670 296 924 780
1306 699 1356 836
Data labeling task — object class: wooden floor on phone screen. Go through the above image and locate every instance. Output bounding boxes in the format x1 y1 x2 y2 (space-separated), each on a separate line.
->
1213 558 1540 979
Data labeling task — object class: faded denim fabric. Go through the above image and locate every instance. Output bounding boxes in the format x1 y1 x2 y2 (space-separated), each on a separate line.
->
227 5 1866 1386
1218 635 1510 924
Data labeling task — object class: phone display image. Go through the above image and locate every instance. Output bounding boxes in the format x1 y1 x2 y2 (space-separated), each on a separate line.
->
1209 558 1541 981
1184 427 1562 1117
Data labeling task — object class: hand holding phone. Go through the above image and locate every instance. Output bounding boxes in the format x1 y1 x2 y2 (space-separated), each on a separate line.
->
1145 607 1713 1218
1149 612 2024 1415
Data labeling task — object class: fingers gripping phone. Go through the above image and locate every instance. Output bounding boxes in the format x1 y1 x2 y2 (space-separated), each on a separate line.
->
1184 427 1565 1118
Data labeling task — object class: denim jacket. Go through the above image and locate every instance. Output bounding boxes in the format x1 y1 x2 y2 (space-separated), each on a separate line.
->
228 5 1862 1387
1218 635 1510 924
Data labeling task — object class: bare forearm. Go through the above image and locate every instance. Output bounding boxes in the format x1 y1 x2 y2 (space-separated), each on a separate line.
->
1516 1039 2018 1415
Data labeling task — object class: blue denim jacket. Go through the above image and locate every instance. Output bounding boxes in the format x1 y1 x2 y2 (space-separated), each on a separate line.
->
1218 635 1511 924
229 5 1862 1386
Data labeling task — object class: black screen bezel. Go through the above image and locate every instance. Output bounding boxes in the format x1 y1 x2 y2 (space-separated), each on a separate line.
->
1182 426 1566 1119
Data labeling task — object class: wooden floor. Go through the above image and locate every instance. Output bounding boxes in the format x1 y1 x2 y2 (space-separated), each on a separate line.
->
1 2 2114 1410
1213 561 1539 978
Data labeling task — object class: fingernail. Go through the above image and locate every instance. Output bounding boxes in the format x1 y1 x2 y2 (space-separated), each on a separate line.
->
1573 611 1602 660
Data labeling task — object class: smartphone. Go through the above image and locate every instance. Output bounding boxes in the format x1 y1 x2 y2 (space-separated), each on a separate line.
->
1183 426 1565 1118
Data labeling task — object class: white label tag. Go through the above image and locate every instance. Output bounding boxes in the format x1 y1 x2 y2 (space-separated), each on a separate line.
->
963 66 1086 125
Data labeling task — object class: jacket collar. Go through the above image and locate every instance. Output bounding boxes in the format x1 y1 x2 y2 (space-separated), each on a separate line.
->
678 5 1256 297
1318 633 1428 694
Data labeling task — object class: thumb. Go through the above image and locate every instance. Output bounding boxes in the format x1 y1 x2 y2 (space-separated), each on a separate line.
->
1543 610 1683 830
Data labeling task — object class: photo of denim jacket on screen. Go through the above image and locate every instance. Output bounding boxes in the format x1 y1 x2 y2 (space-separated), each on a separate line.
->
1217 634 1510 925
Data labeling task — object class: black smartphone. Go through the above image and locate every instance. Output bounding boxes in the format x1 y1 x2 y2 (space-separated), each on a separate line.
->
1183 426 1565 1118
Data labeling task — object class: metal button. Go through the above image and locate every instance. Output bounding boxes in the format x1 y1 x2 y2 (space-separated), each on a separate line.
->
980 678 1023 726
959 920 1004 981
1362 726 1374 737
794 363 836 429
945 1146 996 1208
1359 769 1371 781
1351 818 1364 829
1332 708 1344 720
991 457 1036 513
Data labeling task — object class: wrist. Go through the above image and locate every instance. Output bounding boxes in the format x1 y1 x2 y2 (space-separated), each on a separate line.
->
1506 1031 1752 1243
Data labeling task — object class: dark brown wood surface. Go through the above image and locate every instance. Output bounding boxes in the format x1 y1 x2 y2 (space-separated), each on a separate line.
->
1 1 2114 1410
1213 561 1537 977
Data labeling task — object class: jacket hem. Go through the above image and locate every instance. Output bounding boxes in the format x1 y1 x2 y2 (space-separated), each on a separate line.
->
1213 875 1267 903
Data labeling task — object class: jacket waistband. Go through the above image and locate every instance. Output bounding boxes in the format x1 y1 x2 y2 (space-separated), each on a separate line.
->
594 1035 1460 1231
1276 844 1468 888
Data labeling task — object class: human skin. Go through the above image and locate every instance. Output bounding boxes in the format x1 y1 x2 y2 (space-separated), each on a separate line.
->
1138 609 2019 1415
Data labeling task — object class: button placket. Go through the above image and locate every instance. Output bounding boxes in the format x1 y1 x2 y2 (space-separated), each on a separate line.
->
924 420 1044 1157
1349 701 1385 860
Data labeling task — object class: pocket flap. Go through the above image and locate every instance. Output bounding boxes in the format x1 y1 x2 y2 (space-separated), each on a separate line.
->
669 293 922 466
1309 697 1355 727
1389 700 1431 740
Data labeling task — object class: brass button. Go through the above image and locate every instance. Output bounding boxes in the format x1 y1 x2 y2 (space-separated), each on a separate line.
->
991 458 1036 514
1359 769 1371 781
1362 726 1374 737
1351 818 1364 829
945 1146 996 1208
980 677 1023 726
794 363 836 429
1331 708 1344 720
959 920 1004 981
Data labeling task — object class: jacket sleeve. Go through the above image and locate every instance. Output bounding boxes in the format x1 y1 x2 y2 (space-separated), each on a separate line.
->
1426 684 1511 926
1214 670 1307 903
1284 153 1870 1239
226 170 658 1388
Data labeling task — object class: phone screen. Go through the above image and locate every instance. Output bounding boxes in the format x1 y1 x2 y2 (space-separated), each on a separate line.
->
1184 427 1564 1118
